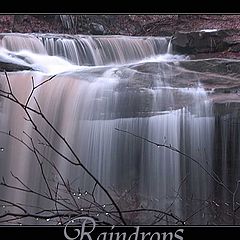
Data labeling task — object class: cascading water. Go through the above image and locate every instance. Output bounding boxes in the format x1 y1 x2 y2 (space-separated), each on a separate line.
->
0 33 170 66
0 33 238 225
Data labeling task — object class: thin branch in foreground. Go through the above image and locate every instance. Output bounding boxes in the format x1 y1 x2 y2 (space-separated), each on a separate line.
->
25 75 56 108
115 127 232 195
0 72 127 225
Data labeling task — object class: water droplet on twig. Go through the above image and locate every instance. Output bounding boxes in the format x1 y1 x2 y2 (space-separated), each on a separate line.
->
0 147 4 152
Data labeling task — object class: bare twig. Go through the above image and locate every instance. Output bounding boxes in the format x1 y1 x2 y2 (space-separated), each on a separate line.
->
0 72 126 225
115 127 232 195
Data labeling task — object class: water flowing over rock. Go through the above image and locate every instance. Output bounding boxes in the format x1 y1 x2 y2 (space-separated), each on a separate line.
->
0 33 240 225
0 33 170 66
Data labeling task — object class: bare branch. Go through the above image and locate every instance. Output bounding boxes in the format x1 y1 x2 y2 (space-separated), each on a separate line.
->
25 75 56 108
115 127 232 195
0 199 27 214
0 72 126 225
23 131 53 200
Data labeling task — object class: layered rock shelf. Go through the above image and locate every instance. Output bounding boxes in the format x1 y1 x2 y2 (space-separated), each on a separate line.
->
172 29 240 58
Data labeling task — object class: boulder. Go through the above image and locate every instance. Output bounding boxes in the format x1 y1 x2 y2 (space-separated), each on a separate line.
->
90 23 105 35
171 29 237 54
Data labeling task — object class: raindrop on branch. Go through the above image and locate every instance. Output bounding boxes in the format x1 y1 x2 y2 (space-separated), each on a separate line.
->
0 147 4 152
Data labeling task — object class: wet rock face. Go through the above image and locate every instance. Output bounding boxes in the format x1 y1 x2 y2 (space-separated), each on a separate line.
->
114 58 240 117
0 61 33 72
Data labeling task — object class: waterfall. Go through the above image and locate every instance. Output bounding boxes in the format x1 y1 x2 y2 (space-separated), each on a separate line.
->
167 36 173 54
0 34 47 54
0 33 237 225
0 33 170 66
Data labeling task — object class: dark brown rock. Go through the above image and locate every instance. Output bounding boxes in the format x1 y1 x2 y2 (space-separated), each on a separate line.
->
171 30 233 54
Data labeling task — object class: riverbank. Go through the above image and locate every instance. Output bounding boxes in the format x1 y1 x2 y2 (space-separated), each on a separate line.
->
1 15 240 36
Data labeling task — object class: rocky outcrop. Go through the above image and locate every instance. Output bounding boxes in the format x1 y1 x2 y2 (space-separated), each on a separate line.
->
91 57 240 118
178 58 240 95
171 29 240 55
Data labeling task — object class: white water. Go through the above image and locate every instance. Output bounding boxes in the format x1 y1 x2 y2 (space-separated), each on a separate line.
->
0 33 231 225
0 33 171 66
